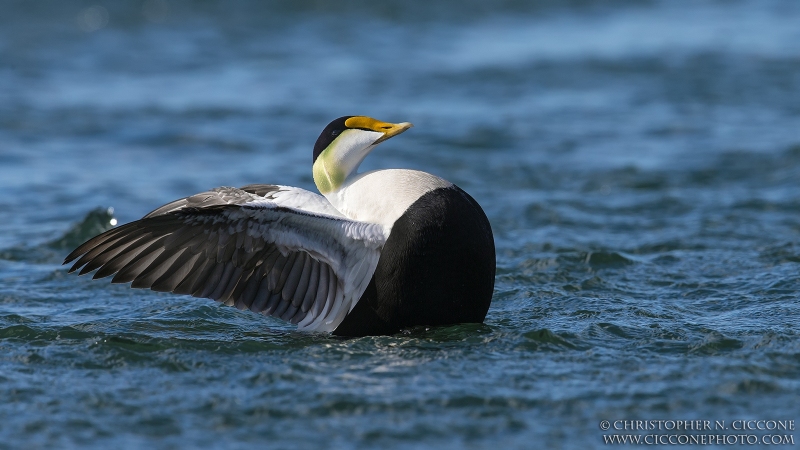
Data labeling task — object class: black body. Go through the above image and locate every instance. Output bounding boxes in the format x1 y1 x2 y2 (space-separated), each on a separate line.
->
334 185 495 337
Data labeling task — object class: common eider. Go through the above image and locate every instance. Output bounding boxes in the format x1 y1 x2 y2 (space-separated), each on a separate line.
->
64 116 496 336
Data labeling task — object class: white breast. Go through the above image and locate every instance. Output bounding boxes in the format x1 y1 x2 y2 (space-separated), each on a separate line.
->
325 169 452 231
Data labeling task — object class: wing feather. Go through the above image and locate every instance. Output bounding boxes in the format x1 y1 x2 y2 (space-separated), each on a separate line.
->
274 252 298 294
238 271 261 309
210 263 237 301
69 231 135 272
266 254 288 292
275 298 294 322
281 252 307 304
78 232 151 275
198 263 226 299
263 291 283 316
111 238 169 283
65 186 386 332
313 266 330 319
300 261 320 314
152 251 201 292
284 304 302 323
91 233 156 278
232 270 257 310
65 225 131 264
293 255 313 309
131 248 186 289
251 278 272 312
311 266 339 330
173 258 211 295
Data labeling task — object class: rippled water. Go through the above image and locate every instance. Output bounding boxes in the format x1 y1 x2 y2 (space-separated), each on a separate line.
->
1 1 799 448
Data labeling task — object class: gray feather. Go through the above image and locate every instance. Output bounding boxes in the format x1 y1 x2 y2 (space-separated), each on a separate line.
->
209 263 236 300
280 302 299 322
151 251 202 292
238 273 261 310
232 270 258 310
162 225 206 250
312 265 329 319
69 231 133 272
272 294 291 319
90 233 159 278
274 252 298 293
64 225 130 264
217 266 244 304
320 266 338 321
173 258 211 295
301 261 320 313
251 278 272 312
263 291 283 316
131 249 186 289
281 252 307 304
266 254 288 291
239 184 280 197
79 232 152 276
198 263 226 298
289 306 306 325
111 241 168 284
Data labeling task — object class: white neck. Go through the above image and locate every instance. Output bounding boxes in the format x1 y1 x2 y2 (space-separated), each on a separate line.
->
324 169 452 231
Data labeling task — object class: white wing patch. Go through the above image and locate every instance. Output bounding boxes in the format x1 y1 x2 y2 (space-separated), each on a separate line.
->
266 185 346 218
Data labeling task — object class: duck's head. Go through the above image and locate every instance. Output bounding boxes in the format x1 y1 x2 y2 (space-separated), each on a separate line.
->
312 116 412 194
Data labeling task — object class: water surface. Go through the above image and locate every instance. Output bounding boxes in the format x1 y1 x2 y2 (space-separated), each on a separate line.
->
1 0 799 448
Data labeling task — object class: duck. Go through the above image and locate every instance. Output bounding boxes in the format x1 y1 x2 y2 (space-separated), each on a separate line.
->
64 116 496 336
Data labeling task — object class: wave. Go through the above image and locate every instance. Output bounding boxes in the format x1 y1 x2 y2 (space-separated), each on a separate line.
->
0 207 116 263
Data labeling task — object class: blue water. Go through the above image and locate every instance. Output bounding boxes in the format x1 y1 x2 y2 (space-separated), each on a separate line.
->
1 1 799 448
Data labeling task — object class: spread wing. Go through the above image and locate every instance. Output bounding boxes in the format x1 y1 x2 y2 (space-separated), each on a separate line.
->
64 185 386 332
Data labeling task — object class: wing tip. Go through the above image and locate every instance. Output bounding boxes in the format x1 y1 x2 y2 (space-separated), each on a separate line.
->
66 259 84 273
63 249 83 266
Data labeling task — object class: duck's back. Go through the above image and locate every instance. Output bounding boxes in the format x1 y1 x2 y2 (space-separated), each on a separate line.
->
333 183 495 336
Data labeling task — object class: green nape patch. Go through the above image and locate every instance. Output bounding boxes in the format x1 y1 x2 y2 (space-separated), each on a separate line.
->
312 150 345 194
